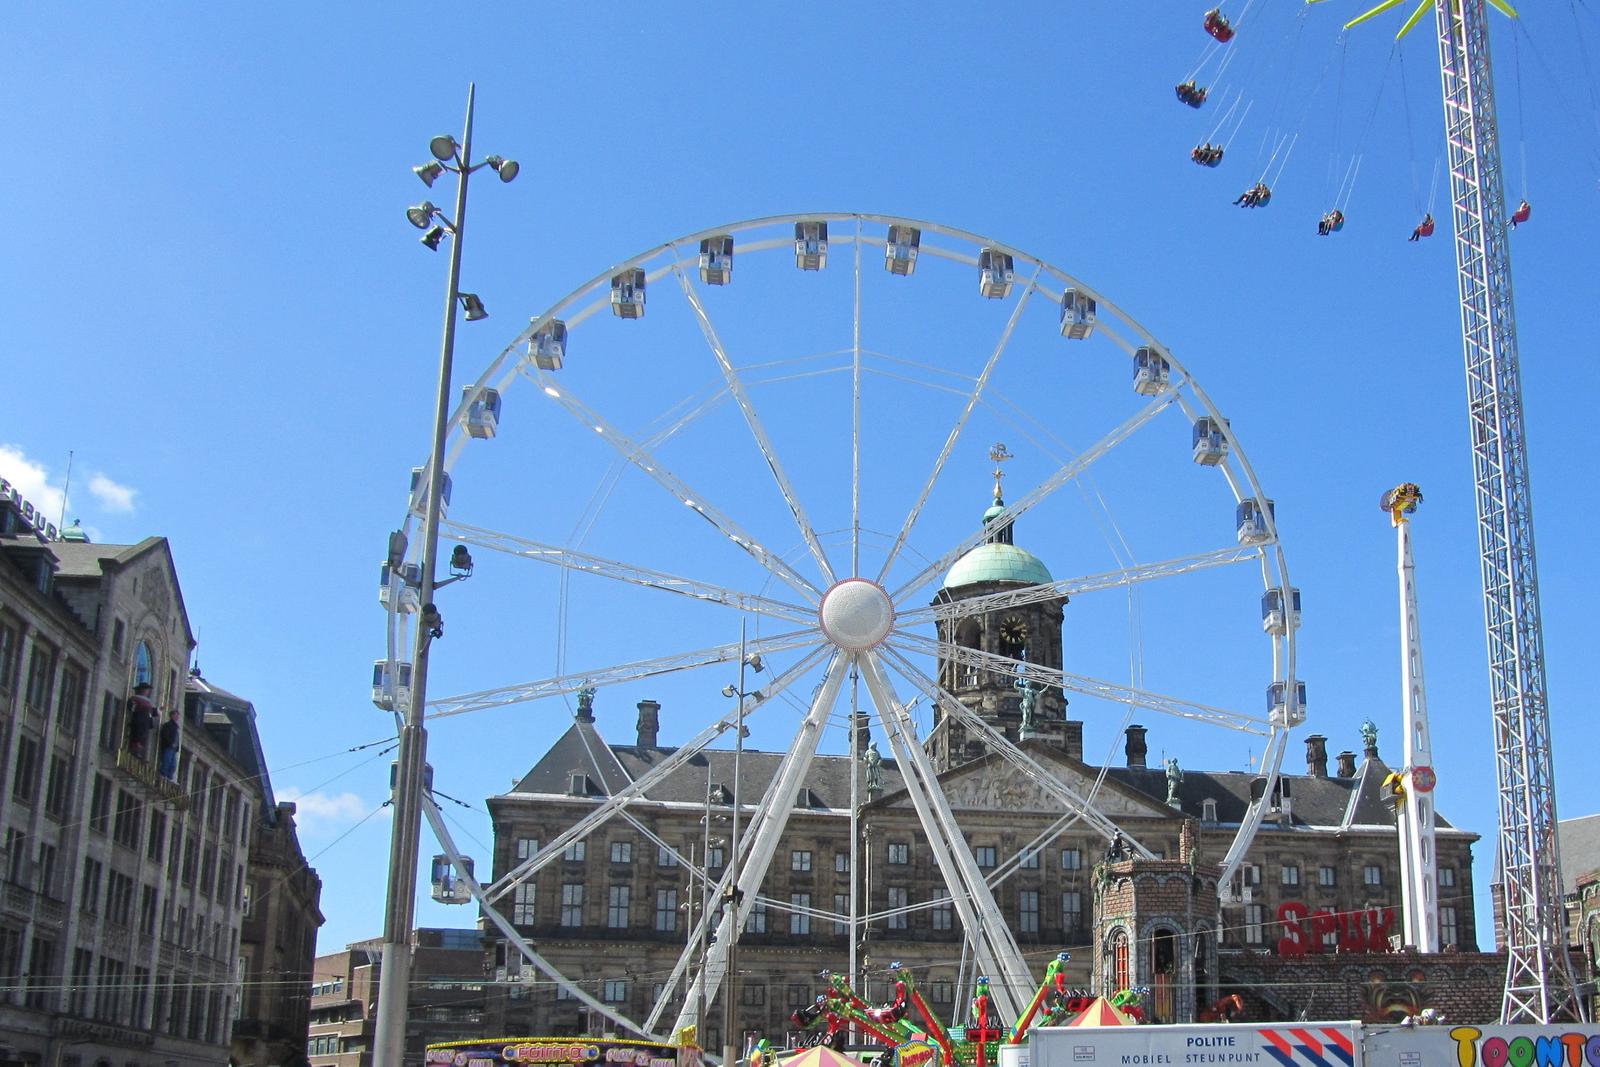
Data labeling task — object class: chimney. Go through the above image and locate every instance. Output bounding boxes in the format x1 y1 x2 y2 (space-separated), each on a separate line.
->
636 700 660 748
852 709 871 754
1063 720 1084 763
1305 734 1329 778
1336 750 1357 778
1125 724 1148 770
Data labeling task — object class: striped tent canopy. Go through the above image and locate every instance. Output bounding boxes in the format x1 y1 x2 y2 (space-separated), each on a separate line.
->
1065 997 1138 1027
780 1047 866 1067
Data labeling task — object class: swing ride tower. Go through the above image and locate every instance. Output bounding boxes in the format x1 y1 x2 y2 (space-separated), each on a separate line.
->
1341 0 1583 1022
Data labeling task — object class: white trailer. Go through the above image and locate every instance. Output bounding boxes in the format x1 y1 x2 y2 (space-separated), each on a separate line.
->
1030 1022 1362 1067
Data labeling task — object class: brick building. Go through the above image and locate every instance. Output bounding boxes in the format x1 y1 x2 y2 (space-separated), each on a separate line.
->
0 488 253 1067
480 507 1485 1042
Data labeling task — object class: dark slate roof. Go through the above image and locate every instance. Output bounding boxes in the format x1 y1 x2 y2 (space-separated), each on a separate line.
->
509 718 638 798
48 537 164 578
1558 814 1600 895
187 672 278 820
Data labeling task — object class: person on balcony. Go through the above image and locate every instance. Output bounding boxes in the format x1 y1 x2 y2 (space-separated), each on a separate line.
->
127 683 157 758
158 708 181 781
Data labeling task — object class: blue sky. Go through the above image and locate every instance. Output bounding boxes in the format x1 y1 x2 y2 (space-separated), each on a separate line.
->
4 3 1598 960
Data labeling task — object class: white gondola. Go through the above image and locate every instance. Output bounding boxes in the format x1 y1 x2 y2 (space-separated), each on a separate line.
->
1132 346 1170 395
1261 587 1302 635
1059 287 1097 339
699 235 734 285
885 224 920 276
372 659 413 711
409 467 452 514
1191 416 1228 466
1268 680 1307 726
978 247 1014 299
530 319 567 371
462 386 502 439
795 221 828 270
431 854 476 904
610 269 646 319
378 562 421 614
1236 498 1276 544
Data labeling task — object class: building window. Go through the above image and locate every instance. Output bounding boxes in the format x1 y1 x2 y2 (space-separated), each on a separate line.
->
1318 865 1337 887
560 884 583 927
834 852 849 873
706 845 725 868
744 900 767 934
35 843 57 897
1019 890 1040 933
515 837 539 861
655 889 678 932
607 885 630 928
88 775 110 831
1244 904 1264 945
1439 867 1456 889
1201 797 1219 823
134 642 153 687
80 858 103 915
56 663 86 736
1019 849 1039 869
44 756 73 818
603 979 628 1003
513 883 536 925
563 840 586 862
974 846 997 869
113 792 141 850
887 887 909 930
790 893 811 935
1363 864 1384 886
609 841 632 864
1110 930 1130 990
741 984 766 1007
887 843 910 865
834 893 849 935
12 736 40 805
0 619 19 691
791 850 812 872
1242 864 1261 886
1061 848 1082 871
1440 906 1459 948
147 810 166 862
657 845 678 867
932 897 953 931
25 644 55 713
1280 865 1300 886
1062 891 1082 933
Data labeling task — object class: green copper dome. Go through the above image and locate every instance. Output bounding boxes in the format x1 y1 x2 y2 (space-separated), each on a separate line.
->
943 541 1053 589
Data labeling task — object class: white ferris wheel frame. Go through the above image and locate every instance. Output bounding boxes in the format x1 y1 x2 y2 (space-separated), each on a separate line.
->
379 212 1301 1041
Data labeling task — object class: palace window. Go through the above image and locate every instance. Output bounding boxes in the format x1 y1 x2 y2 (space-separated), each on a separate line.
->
887 843 909 865
607 885 630 928
1244 904 1264 945
1019 890 1039 933
790 893 811 935
1280 864 1300 886
791 850 812 872
1318 866 1337 887
974 846 997 869
887 887 909 930
560 884 583 927
1061 848 1082 871
609 841 632 864
1363 864 1384 886
655 889 677 932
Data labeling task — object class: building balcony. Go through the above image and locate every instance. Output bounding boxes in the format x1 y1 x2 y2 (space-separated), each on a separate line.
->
114 748 189 808
1 881 35 920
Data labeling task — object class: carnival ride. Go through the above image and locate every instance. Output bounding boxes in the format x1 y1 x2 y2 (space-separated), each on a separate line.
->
380 213 1304 1040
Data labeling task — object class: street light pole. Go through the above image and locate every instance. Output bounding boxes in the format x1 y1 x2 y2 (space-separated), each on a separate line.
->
721 620 760 1067
374 83 515 1067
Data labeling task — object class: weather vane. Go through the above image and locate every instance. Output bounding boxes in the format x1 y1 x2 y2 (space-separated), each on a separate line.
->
989 442 1013 503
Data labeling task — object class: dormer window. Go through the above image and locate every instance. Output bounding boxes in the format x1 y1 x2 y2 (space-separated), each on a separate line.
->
1201 798 1218 824
568 772 589 796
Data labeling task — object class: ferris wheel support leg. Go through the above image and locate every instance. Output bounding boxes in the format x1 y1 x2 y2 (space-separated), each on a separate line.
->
670 655 848 1040
420 796 657 1038
859 652 1033 1023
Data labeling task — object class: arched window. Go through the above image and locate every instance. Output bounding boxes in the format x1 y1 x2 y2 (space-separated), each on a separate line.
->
134 642 154 688
955 620 982 688
1108 929 1130 991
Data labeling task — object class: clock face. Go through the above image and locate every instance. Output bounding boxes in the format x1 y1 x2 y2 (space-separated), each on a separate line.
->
999 617 1028 646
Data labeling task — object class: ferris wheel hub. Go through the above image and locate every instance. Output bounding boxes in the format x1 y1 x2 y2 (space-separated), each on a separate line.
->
818 578 895 652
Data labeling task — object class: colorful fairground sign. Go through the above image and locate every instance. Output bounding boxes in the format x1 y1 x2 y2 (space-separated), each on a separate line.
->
424 1038 699 1067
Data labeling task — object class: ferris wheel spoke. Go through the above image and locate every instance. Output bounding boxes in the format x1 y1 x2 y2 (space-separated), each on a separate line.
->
852 220 863 576
441 518 815 626
890 392 1176 604
427 629 820 722
896 544 1261 628
482 645 828 905
877 265 1042 584
670 258 838 585
892 631 1272 734
528 366 823 602
877 645 1152 856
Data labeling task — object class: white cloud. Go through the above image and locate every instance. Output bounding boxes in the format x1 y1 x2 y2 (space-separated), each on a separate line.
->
277 788 381 834
0 444 67 522
88 472 137 513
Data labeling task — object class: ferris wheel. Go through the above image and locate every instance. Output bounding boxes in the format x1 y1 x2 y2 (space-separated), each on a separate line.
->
377 213 1303 1038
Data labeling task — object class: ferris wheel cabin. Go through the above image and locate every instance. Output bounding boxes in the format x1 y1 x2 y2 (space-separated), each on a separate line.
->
699 235 734 285
409 467 453 516
977 248 1015 299
1132 346 1170 395
1268 680 1308 727
1059 288 1097 339
1192 416 1228 465
462 386 501 439
530 319 567 371
371 659 413 711
378 561 421 614
610 268 647 319
885 224 921 276
1235 498 1275 544
430 854 475 904
795 221 828 270
1261 587 1302 635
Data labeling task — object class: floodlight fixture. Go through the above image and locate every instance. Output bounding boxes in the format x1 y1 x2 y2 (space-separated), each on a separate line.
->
406 201 438 229
458 293 487 321
413 161 445 187
420 225 446 251
429 134 459 162
486 155 519 183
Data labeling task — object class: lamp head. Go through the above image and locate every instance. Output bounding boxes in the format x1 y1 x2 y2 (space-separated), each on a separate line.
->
449 544 474 577
420 225 446 251
743 652 764 673
458 293 488 321
721 684 738 698
413 161 445 187
406 201 437 230
429 134 459 162
486 155 519 183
